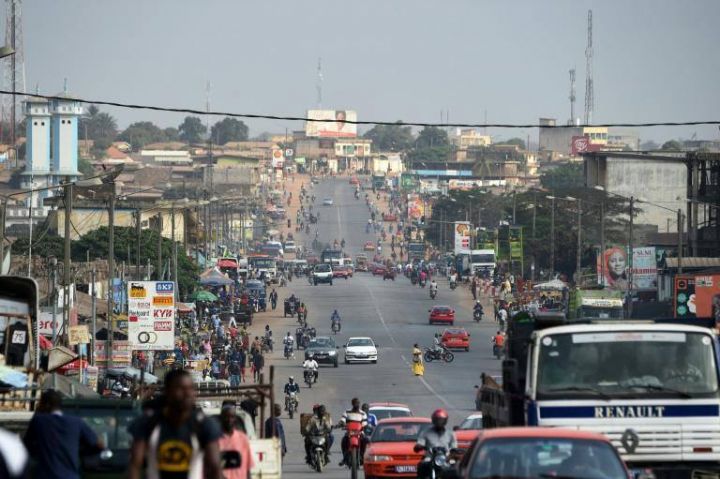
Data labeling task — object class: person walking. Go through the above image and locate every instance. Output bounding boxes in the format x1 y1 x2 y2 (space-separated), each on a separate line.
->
23 389 104 479
218 401 254 479
264 404 287 459
412 344 424 376
252 351 265 382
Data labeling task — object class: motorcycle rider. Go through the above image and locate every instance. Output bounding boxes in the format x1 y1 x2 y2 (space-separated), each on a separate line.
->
269 288 278 309
419 269 428 286
338 398 368 466
414 409 458 479
429 279 438 296
473 300 484 319
492 330 506 356
305 404 333 464
330 309 341 328
303 356 319 383
284 376 300 411
283 332 295 357
264 325 273 352
432 333 444 357
341 238 346 249
361 403 377 431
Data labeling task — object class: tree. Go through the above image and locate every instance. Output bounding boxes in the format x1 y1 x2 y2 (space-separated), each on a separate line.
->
163 127 179 142
178 116 207 144
78 157 95 176
416 126 448 148
640 140 659 150
363 123 414 151
405 146 453 166
499 137 526 149
540 163 583 189
661 140 682 151
117 121 168 151
210 117 249 145
79 105 118 143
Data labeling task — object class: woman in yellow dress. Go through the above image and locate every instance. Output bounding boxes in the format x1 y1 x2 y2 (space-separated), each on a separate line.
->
412 343 424 376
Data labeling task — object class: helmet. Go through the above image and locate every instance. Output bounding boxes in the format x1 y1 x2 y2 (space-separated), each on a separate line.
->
431 408 449 429
265 325 270 330
289 376 295 382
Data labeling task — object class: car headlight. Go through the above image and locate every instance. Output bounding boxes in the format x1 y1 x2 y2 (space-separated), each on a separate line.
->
328 350 337 355
367 455 392 462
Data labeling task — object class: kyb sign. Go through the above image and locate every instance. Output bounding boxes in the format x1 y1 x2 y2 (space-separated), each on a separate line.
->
127 281 176 351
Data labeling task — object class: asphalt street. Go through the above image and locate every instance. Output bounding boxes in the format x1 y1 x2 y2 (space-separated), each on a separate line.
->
258 177 500 478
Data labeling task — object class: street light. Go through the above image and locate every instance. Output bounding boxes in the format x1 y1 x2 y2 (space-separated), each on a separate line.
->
545 195 556 275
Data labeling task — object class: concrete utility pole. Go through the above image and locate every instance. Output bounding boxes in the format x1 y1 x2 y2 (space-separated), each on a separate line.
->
172 204 178 300
677 208 684 274
107 181 116 369
575 199 582 285
600 199 606 286
547 196 556 276
135 208 141 279
627 196 634 317
90 266 96 365
157 213 163 280
63 179 73 338
0 200 5 273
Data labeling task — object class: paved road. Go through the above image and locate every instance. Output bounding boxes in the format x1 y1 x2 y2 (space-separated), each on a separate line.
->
258 177 500 478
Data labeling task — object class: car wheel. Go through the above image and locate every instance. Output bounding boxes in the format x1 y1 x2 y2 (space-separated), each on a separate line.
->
333 360 338 368
466 347 470 352
372 360 377 364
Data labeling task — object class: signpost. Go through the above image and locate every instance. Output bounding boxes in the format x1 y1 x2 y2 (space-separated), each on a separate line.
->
127 281 176 351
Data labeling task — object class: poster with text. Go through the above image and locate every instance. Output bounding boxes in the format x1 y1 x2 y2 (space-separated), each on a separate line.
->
631 247 658 291
305 110 357 138
674 275 697 318
695 275 720 321
596 246 628 290
454 221 472 254
127 281 175 351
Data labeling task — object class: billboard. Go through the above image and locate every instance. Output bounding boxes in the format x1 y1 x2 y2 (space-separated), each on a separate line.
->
454 221 472 254
305 110 357 138
674 275 697 318
597 246 629 290
127 281 176 351
695 275 720 320
406 194 425 221
571 136 603 156
271 149 285 168
631 247 657 291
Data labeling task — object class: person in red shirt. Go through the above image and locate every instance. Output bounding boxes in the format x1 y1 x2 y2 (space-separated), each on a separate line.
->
493 331 505 347
218 401 254 479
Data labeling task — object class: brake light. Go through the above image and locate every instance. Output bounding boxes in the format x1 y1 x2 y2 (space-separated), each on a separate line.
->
693 446 713 453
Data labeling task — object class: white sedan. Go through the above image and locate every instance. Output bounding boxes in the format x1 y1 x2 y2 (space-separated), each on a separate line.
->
322 197 334 206
343 337 378 364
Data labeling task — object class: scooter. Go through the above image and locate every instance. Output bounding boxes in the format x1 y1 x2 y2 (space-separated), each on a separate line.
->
284 343 294 359
449 281 457 290
331 320 341 334
429 288 437 300
423 347 454 363
493 343 504 359
285 392 298 419
473 309 483 322
304 368 316 388
308 434 328 472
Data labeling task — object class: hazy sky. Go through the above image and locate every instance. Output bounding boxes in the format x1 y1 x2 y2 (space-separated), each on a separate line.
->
11 0 720 142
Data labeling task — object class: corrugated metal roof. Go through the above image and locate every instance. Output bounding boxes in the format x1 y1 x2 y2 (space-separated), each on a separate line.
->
664 257 720 269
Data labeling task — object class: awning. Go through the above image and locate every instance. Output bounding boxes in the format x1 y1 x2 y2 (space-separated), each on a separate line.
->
177 302 195 313
533 279 568 291
664 257 720 269
199 268 233 286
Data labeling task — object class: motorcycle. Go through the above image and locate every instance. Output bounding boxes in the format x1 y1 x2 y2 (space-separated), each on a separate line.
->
449 281 457 290
343 421 364 479
261 336 273 353
304 368 316 388
429 288 437 300
419 447 457 479
331 319 341 334
423 347 454 363
284 343 294 359
493 343 504 359
308 434 328 472
419 278 427 288
285 392 298 419
473 309 483 322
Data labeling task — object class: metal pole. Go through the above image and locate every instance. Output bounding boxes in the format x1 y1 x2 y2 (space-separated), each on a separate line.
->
627 196 634 317
512 191 516 224
91 266 96 366
27 178 33 277
108 182 116 370
195 206 200 264
172 204 178 300
550 197 555 276
157 213 163 280
677 209 684 274
63 180 73 339
0 199 5 273
600 200 606 287
135 208 141 279
51 258 57 342
575 199 582 285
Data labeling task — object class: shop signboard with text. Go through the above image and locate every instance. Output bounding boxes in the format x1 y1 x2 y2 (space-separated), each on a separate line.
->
454 221 472 254
127 281 176 351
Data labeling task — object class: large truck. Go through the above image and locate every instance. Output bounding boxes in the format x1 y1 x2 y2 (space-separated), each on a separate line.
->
247 255 277 282
470 249 496 274
321 249 343 265
407 242 425 261
480 313 720 478
568 288 625 319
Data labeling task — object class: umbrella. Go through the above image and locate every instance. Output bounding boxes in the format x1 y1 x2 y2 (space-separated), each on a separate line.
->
57 358 90 373
190 290 218 302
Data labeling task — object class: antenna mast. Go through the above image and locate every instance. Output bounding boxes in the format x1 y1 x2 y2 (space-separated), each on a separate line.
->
583 9 594 125
3 0 25 165
316 57 323 108
568 69 576 125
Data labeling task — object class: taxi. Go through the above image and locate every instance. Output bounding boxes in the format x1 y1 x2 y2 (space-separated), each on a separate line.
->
332 265 350 279
428 305 455 325
372 263 388 276
441 328 470 351
364 241 376 251
363 417 431 479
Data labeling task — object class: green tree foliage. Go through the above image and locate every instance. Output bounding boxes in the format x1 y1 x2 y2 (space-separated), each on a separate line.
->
498 137 526 149
210 117 249 145
661 140 682 151
405 146 453 166
178 116 207 144
363 123 414 151
416 126 449 148
163 127 180 142
79 105 118 143
78 157 95 176
117 121 169 151
540 163 584 189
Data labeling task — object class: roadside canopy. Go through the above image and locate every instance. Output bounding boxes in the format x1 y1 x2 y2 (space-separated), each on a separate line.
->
199 268 233 286
533 279 568 291
189 290 218 302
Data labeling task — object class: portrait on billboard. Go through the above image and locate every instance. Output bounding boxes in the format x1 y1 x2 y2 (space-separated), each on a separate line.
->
597 247 628 290
305 109 357 138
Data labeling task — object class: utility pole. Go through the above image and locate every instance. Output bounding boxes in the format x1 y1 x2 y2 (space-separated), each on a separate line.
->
135 208 141 279
172 204 178 300
550 197 556 276
0 199 5 274
90 266 96 365
107 181 116 369
575 199 582 285
627 196 634 317
512 191 516 224
600 199 606 287
677 208 684 274
157 213 163 280
63 180 72 338
50 257 57 342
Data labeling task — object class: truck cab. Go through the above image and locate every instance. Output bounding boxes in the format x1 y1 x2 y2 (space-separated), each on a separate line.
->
470 249 496 275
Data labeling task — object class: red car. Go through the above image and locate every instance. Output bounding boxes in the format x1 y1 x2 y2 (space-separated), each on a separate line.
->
364 241 376 252
453 413 483 451
363 417 431 479
456 428 630 479
349 176 360 185
428 306 455 325
332 265 349 279
372 263 387 276
382 213 397 222
441 328 470 351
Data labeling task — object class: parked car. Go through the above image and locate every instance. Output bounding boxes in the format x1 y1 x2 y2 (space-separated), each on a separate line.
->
456 428 630 479
428 305 455 325
441 328 470 351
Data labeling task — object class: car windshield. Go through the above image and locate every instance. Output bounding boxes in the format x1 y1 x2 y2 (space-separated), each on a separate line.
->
471 254 495 263
371 408 412 420
458 417 483 430
249 258 275 268
370 422 429 442
348 338 373 347
309 338 334 348
537 331 719 398
469 438 627 479
315 264 331 272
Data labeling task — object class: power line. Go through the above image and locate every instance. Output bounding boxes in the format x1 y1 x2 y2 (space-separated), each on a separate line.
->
2 89 719 130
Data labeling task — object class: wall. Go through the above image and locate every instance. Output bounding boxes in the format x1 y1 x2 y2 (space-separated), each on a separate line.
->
54 207 186 241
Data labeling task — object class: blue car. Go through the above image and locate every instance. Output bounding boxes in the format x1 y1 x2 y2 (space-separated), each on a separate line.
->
244 280 267 312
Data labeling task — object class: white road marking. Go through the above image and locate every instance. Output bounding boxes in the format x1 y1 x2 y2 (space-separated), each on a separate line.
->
364 281 455 411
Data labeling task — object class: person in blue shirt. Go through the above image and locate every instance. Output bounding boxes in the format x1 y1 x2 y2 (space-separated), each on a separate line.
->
264 404 287 457
362 403 377 429
24 389 104 479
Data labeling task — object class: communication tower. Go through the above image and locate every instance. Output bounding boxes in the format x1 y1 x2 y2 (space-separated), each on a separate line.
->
569 68 576 125
3 0 25 163
583 9 594 125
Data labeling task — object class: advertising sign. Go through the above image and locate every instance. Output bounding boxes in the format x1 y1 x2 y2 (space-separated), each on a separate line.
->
674 275 697 318
631 247 657 291
695 275 720 321
94 340 132 366
509 227 523 260
454 221 472 254
400 174 419 190
127 281 175 351
597 247 629 290
38 311 64 337
69 325 90 345
476 229 498 252
406 194 425 220
271 149 284 169
305 110 357 138
571 135 603 156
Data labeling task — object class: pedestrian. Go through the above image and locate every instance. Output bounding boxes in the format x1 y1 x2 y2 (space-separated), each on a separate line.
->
471 278 478 301
252 351 265 382
412 344 424 376
128 369 223 479
264 404 287 459
24 389 104 479
218 401 254 479
228 360 241 387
